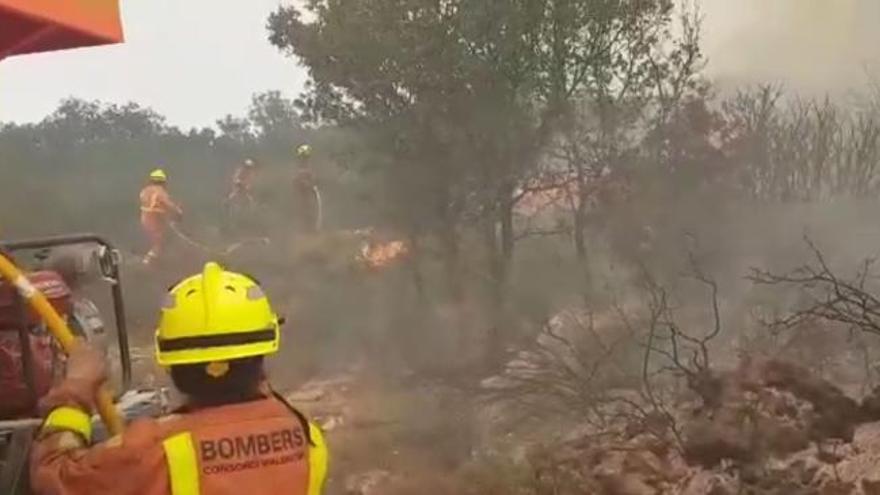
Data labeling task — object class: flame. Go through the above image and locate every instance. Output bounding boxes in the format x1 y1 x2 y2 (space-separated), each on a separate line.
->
514 171 628 217
359 239 409 270
515 183 576 217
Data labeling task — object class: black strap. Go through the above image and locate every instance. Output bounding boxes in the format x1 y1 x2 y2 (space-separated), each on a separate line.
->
270 387 315 447
157 329 275 352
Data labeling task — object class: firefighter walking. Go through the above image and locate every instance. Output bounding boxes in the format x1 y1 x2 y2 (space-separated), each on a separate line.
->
29 262 328 495
139 169 183 265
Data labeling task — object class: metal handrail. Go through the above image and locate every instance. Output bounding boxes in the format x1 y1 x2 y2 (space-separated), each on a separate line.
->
0 234 132 394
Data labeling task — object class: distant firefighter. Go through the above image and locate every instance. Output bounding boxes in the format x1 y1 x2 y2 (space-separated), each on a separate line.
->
292 145 321 234
139 168 183 265
227 158 258 206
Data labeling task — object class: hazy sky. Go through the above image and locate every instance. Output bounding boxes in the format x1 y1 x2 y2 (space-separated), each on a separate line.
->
700 0 880 93
0 0 306 129
1 0 878 128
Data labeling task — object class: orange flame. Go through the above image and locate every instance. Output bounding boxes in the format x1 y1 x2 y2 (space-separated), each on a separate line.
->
360 240 409 270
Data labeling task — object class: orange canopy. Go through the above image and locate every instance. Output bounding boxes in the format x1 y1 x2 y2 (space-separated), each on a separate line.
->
0 0 123 61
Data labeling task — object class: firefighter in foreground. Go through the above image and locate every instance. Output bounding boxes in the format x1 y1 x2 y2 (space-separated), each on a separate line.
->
139 169 183 265
291 145 321 235
29 262 328 495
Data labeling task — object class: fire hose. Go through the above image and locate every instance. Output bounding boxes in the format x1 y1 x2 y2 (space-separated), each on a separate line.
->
168 221 217 254
169 221 270 257
0 253 125 435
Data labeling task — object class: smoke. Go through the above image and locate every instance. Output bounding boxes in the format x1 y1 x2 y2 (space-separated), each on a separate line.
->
700 0 880 94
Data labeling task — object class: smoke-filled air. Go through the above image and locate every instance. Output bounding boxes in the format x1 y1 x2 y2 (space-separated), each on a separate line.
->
5 1 880 494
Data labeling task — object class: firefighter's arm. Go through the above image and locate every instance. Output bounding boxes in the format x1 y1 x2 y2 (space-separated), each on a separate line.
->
29 343 163 494
160 190 184 217
31 415 163 495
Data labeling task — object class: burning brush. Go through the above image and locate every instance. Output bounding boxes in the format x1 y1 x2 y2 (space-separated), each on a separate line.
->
358 237 409 271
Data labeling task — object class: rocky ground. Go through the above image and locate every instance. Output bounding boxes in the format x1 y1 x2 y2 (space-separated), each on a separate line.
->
118 294 880 495
517 357 880 495
280 353 880 495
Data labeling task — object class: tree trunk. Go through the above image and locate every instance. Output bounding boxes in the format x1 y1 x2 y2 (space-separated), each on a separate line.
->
439 208 471 370
484 216 504 369
485 182 516 369
406 231 426 304
500 181 515 266
440 218 463 303
572 167 592 304
573 183 587 263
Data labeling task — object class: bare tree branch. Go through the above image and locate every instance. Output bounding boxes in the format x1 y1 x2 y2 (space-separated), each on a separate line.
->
749 236 880 336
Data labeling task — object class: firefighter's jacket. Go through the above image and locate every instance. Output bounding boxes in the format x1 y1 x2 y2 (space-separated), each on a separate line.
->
30 380 328 495
140 184 182 219
231 167 256 195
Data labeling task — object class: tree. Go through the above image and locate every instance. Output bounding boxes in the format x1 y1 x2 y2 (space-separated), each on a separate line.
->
539 2 706 299
247 90 303 146
269 0 476 302
101 102 168 140
215 114 254 147
39 98 167 146
269 0 552 364
268 0 711 366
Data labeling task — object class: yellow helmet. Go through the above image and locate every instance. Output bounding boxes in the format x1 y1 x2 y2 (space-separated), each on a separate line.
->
296 144 312 158
150 169 167 182
155 262 280 366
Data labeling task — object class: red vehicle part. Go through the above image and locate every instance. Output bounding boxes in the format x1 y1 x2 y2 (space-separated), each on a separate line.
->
0 272 71 419
0 334 54 418
0 0 124 61
0 272 71 327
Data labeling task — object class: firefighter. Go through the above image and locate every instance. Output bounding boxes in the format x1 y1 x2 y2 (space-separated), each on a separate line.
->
224 158 260 236
227 158 258 207
30 262 328 495
291 145 320 235
139 169 183 265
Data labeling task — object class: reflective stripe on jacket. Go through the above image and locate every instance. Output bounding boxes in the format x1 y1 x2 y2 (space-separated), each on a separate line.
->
31 397 328 495
140 184 180 215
